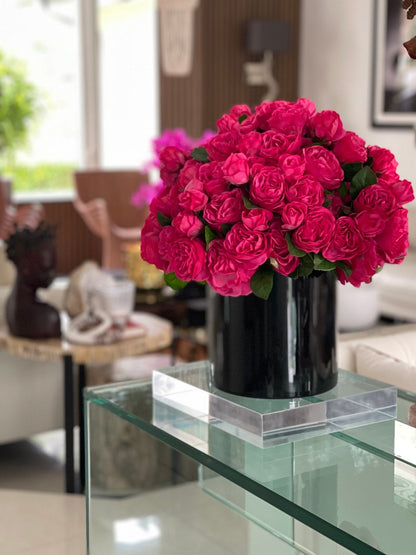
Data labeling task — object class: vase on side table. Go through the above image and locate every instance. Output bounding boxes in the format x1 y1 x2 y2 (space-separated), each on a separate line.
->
208 271 337 399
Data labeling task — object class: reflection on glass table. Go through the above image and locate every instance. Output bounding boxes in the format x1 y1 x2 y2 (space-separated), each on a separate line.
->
85 362 416 555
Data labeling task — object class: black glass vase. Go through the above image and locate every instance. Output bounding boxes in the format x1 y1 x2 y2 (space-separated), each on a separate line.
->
207 271 337 399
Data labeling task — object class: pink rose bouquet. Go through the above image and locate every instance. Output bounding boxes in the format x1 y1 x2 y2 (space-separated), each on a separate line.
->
140 98 414 299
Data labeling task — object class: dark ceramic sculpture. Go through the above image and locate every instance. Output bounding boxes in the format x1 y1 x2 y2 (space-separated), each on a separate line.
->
5 222 61 339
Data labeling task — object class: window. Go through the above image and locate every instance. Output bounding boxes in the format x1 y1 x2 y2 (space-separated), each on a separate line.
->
0 0 159 195
0 0 81 194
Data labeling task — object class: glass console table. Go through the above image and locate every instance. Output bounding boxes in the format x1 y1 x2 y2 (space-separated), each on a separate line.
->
85 362 416 555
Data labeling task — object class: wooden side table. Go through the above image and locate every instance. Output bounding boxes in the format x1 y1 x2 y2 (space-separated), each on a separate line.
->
0 312 173 493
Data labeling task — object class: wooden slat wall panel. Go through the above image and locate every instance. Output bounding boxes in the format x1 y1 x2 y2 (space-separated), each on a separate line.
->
18 201 101 275
160 0 300 135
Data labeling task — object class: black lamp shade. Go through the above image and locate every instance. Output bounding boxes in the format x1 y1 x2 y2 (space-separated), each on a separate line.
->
246 20 291 54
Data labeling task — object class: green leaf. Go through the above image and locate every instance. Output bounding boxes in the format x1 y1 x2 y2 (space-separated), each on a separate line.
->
242 196 260 209
350 166 377 200
204 225 217 248
285 233 307 257
191 146 210 163
289 254 314 279
250 267 274 300
341 162 363 182
221 223 233 235
164 272 188 290
335 261 353 278
238 114 248 124
156 211 172 227
313 253 337 272
297 265 314 278
339 182 348 199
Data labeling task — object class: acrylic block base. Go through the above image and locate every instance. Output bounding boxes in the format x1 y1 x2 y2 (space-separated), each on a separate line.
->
152 361 397 447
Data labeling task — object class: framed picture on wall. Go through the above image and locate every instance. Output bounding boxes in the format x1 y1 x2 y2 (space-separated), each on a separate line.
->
372 0 416 127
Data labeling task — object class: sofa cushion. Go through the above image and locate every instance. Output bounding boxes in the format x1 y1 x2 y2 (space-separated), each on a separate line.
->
337 323 416 373
355 344 416 394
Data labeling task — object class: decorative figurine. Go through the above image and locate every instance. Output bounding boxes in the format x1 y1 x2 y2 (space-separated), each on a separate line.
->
5 222 61 339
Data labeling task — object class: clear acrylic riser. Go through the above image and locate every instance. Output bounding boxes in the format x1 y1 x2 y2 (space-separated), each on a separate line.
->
152 361 397 447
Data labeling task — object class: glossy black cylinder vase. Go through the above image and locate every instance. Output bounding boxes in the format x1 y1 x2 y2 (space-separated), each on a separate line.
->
208 272 337 399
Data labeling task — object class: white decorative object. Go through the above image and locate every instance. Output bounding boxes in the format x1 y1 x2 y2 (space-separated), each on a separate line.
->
336 280 380 332
158 0 199 76
244 51 279 102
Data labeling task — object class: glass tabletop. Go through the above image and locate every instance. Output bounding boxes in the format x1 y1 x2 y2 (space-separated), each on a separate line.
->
85 363 416 555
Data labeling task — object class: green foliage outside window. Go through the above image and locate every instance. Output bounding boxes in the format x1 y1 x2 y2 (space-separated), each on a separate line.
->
0 49 39 163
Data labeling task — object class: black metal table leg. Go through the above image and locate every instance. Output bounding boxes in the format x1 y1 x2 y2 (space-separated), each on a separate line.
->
78 363 86 491
63 354 75 494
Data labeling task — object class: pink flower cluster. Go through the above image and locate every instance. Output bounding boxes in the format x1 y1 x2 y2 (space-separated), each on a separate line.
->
141 99 414 297
131 128 214 209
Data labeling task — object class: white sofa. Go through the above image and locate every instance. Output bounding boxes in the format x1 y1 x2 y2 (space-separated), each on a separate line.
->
338 324 416 394
0 241 68 444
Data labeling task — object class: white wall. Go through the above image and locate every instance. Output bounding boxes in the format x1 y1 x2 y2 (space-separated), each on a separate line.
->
299 0 416 188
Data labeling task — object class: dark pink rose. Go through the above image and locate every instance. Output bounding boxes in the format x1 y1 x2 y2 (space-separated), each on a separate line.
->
198 160 224 182
268 219 300 276
172 210 204 238
376 208 409 264
203 179 230 196
281 202 308 230
368 145 398 175
354 211 386 237
159 227 207 282
216 114 240 133
325 192 346 217
160 168 179 187
390 179 415 206
207 239 253 296
279 154 305 184
292 206 335 253
198 161 229 195
332 131 367 164
239 113 259 134
229 104 252 121
140 213 167 271
178 178 208 211
260 131 302 160
248 156 276 177
224 222 270 269
205 131 238 161
354 184 397 215
203 189 244 227
249 167 287 210
303 145 344 189
255 101 279 130
268 98 315 135
322 216 365 261
178 159 201 188
241 207 273 231
149 185 179 219
159 146 187 172
238 132 262 156
309 110 345 143
222 153 250 184
337 240 379 286
286 176 325 206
